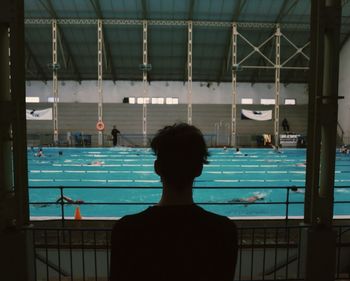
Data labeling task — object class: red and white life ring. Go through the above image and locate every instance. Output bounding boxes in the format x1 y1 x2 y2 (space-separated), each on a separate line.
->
96 121 105 131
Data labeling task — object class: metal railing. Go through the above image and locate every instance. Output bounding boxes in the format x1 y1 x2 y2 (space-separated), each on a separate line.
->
30 184 350 223
26 224 350 281
28 185 310 224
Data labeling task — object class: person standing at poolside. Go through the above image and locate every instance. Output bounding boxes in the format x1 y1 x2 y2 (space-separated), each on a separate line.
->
110 123 238 281
282 118 290 132
111 125 120 146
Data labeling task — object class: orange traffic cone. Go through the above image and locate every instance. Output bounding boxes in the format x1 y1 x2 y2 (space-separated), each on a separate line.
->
74 206 82 220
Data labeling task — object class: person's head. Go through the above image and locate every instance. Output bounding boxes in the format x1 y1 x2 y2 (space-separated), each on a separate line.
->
236 147 240 152
113 125 116 129
151 123 209 187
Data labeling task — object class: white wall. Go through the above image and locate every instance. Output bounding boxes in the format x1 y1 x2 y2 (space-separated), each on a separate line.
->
26 81 308 105
339 38 350 142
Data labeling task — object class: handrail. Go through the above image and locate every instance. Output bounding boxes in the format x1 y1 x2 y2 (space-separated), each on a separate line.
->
29 185 308 222
29 184 350 221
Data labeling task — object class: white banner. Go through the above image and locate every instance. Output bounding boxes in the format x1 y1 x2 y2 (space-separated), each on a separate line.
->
26 108 52 120
241 109 272 121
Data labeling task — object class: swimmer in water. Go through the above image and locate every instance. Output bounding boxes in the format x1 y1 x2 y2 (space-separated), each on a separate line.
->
290 186 305 194
35 148 44 157
270 144 282 154
228 193 265 204
89 161 104 166
56 195 84 204
235 147 242 154
296 161 306 167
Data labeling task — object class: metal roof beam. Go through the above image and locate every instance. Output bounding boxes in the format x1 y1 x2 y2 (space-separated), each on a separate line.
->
183 0 196 82
140 2 151 82
217 0 247 83
250 0 300 84
25 41 48 83
89 0 117 82
24 19 310 30
38 0 82 82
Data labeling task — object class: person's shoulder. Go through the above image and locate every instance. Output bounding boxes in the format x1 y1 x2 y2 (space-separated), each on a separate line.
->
112 208 152 232
196 206 237 230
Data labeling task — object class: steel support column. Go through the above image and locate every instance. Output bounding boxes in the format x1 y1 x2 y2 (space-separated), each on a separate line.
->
52 19 59 144
0 1 33 280
187 21 193 125
142 20 148 146
97 19 103 146
231 23 238 147
0 15 14 230
303 0 341 280
274 25 281 146
305 0 341 227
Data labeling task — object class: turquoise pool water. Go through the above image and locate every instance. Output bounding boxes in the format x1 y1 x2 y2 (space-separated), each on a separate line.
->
28 147 350 218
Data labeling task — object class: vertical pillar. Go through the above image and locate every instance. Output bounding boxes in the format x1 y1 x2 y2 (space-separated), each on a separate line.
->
1 1 34 280
142 20 148 146
0 14 14 230
97 19 103 146
274 24 281 146
231 23 238 147
187 21 193 125
52 20 59 144
303 1 341 280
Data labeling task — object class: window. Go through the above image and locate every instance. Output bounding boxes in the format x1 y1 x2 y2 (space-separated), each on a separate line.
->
137 97 150 104
241 98 253 104
284 98 296 105
26 97 40 103
260 99 275 105
166 97 178 105
151 97 164 104
47 97 59 103
129 97 135 104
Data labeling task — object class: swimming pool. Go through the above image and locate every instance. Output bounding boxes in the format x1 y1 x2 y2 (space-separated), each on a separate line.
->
28 147 350 219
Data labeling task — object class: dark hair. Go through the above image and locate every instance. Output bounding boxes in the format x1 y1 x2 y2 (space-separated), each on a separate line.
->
151 123 209 185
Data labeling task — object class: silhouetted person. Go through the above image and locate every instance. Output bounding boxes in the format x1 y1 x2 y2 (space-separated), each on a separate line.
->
282 118 290 132
111 125 121 146
110 123 238 281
